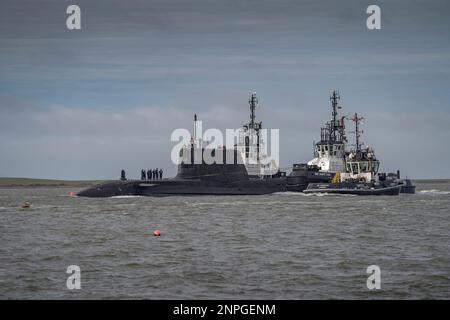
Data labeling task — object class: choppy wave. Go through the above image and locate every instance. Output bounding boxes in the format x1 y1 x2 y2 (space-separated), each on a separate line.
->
2 186 450 299
273 191 356 197
419 189 450 195
110 195 144 199
188 200 251 207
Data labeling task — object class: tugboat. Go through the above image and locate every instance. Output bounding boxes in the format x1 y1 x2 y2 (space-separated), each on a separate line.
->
287 90 346 191
304 111 403 195
288 90 414 195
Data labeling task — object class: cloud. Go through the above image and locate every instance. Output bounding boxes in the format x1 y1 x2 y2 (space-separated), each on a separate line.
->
1 0 450 179
1 101 449 179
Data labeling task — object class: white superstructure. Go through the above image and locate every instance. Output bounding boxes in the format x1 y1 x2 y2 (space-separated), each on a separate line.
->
306 92 381 183
307 90 347 173
339 113 380 183
235 93 278 177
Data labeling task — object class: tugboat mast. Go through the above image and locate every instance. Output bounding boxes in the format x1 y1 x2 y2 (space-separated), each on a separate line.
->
308 90 347 172
350 113 364 152
330 90 340 142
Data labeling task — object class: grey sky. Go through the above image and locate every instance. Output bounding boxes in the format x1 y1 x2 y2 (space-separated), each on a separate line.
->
1 0 449 179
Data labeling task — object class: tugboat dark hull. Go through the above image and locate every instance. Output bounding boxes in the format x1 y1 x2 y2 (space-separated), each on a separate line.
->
400 179 416 194
286 164 334 192
400 185 416 194
304 183 402 196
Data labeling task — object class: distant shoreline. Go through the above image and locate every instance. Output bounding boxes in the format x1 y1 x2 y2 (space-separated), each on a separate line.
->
415 179 450 184
0 177 449 188
0 178 109 188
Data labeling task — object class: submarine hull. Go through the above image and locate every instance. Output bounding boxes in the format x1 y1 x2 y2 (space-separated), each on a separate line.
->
77 178 287 197
77 148 290 197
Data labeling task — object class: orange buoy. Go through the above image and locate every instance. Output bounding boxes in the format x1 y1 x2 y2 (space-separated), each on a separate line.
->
153 230 161 237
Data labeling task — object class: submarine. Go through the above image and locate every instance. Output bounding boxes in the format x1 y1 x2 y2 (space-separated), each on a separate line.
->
77 94 287 197
77 147 287 197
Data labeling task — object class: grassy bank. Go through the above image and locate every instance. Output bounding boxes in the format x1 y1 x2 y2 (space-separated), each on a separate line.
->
0 177 108 188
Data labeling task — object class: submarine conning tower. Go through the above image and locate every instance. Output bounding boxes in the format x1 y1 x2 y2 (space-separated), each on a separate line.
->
307 90 347 172
175 146 249 182
174 114 249 182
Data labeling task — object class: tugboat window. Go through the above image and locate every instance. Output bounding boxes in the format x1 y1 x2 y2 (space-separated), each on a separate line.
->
373 161 380 173
360 162 369 172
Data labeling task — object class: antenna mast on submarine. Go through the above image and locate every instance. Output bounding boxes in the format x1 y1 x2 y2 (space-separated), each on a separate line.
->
249 92 258 129
193 113 197 143
244 92 262 162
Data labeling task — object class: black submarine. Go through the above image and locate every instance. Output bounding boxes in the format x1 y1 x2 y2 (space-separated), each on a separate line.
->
77 147 287 197
77 94 287 197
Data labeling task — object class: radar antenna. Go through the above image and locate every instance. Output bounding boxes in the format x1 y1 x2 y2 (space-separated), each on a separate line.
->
244 92 262 161
248 92 258 128
348 113 364 152
329 90 342 142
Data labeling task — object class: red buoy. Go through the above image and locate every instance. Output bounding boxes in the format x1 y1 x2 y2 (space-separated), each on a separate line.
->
153 230 161 237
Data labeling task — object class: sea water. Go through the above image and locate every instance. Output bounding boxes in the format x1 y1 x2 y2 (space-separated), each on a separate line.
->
0 181 449 299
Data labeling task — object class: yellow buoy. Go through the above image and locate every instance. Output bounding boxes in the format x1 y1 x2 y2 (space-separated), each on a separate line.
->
21 201 31 209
